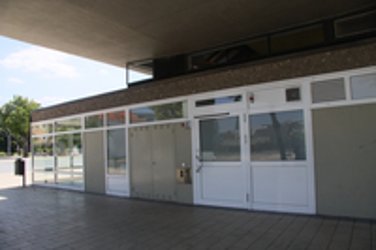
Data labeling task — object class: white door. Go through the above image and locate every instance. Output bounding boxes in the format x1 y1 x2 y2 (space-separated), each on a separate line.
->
194 113 248 208
249 109 315 214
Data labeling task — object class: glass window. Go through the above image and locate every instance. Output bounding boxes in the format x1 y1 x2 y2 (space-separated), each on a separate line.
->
191 37 268 71
250 110 306 161
32 123 53 135
106 111 125 126
311 78 346 103
55 133 83 186
72 133 83 174
196 95 242 107
107 129 126 175
32 136 54 172
130 101 187 124
32 136 53 157
55 134 70 172
85 114 104 129
199 116 241 161
271 24 325 54
244 37 269 59
34 172 55 184
55 118 81 132
335 10 376 38
285 88 301 102
127 60 154 84
56 173 83 187
350 73 376 100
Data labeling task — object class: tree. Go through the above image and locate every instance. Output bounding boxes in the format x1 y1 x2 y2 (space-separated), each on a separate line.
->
0 96 40 156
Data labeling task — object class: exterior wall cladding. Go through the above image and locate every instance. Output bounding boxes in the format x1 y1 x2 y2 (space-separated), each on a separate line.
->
31 39 376 219
32 39 376 121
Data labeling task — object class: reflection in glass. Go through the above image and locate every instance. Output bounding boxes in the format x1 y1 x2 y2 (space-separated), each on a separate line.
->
32 137 53 156
130 102 187 124
199 117 240 161
271 24 325 54
55 134 70 170
250 110 306 161
350 73 376 100
33 136 54 170
285 88 301 102
34 171 54 184
55 133 83 187
127 60 154 84
85 114 104 129
107 129 126 175
32 123 53 135
106 111 126 126
55 118 81 132
335 10 376 38
196 95 242 107
191 37 268 71
56 173 83 187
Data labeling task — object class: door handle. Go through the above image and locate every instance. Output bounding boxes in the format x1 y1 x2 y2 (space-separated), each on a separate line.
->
195 155 203 173
196 164 203 173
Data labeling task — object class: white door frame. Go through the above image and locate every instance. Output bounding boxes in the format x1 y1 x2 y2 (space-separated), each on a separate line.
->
246 81 316 214
190 90 251 209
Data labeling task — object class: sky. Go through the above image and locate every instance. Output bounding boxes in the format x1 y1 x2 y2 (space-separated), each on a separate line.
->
0 36 132 108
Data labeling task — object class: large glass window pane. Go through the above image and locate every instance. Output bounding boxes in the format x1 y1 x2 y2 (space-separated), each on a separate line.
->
199 116 241 161
55 134 70 171
335 10 376 38
350 73 376 100
106 111 126 126
190 37 268 71
34 171 55 184
271 24 325 54
32 136 54 171
250 110 306 161
55 133 83 187
85 114 104 129
56 173 83 187
72 133 83 174
107 129 126 175
55 118 81 132
32 123 53 136
130 101 187 124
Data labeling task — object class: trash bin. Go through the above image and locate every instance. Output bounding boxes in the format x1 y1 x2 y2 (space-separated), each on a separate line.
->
15 158 25 176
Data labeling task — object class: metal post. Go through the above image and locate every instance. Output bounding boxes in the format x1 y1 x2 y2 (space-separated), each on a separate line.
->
7 133 12 156
22 163 26 188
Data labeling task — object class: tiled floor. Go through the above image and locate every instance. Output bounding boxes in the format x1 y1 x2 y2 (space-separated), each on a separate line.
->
0 187 374 250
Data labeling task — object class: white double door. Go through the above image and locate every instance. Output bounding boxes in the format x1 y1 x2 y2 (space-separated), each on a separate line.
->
193 109 315 213
193 112 250 209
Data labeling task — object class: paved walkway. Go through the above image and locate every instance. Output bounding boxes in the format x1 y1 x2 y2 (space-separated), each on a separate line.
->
0 187 375 250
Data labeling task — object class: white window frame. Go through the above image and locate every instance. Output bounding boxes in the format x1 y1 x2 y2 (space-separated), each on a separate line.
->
30 65 376 213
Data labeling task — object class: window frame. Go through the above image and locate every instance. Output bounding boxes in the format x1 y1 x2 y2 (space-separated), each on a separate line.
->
249 109 307 162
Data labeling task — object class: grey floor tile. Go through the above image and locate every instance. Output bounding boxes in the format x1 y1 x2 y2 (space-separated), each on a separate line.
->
0 187 374 250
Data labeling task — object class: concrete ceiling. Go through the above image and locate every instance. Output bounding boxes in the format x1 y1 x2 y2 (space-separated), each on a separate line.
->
0 0 374 67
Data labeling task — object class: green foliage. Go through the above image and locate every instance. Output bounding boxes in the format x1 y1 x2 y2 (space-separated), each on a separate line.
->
0 96 40 155
0 151 7 157
152 102 183 120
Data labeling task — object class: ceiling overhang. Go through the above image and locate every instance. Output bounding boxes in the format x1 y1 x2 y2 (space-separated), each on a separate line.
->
0 0 374 67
